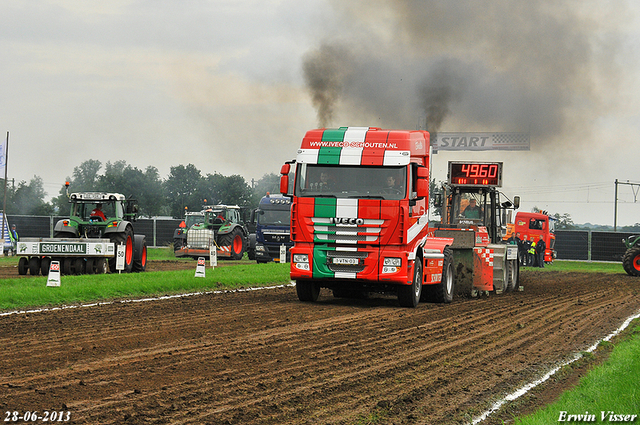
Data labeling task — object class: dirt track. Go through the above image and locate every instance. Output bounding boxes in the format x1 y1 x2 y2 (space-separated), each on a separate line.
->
1 267 639 425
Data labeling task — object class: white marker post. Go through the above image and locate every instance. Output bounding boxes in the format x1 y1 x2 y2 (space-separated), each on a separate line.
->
46 261 61 287
116 244 126 274
279 244 286 263
195 257 206 277
209 244 217 268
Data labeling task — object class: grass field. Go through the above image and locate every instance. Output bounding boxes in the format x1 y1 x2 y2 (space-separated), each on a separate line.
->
514 322 640 425
0 248 290 311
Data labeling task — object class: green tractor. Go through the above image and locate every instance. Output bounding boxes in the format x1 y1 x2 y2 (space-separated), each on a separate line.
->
175 204 249 260
53 191 147 273
622 235 640 276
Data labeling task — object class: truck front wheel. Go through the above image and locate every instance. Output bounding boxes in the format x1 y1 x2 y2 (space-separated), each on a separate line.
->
398 258 422 308
296 280 320 302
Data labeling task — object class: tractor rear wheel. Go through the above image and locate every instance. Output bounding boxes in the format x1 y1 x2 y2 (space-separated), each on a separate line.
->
219 228 246 260
133 235 147 272
622 246 640 277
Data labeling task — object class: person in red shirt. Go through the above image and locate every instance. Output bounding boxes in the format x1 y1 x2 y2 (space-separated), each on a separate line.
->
90 203 107 221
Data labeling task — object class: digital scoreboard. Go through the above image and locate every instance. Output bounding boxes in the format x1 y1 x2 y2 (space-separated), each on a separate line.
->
448 161 503 187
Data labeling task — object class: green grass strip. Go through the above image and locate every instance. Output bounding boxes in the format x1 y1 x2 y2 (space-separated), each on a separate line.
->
514 322 640 424
0 262 291 312
532 260 625 274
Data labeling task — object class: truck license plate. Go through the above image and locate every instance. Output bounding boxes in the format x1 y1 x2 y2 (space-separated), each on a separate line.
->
332 257 359 265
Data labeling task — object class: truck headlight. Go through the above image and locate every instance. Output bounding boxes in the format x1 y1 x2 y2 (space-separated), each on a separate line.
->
294 254 310 271
382 257 401 274
255 244 266 252
383 257 402 267
293 254 309 263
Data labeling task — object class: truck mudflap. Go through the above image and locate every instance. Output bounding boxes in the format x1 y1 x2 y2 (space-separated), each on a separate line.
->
423 253 445 284
419 236 454 284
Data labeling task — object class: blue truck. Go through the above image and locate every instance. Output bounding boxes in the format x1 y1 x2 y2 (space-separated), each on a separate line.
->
251 194 292 263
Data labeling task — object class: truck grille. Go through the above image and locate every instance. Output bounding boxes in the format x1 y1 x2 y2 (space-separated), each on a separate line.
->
326 250 368 273
263 233 290 244
312 217 383 244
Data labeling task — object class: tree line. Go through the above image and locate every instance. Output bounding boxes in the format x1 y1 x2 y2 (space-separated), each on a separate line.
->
1 159 280 218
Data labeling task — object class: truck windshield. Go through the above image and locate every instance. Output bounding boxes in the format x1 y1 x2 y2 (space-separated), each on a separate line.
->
295 164 406 200
258 209 290 226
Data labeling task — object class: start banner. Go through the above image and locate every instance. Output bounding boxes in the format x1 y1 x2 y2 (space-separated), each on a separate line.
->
432 132 530 151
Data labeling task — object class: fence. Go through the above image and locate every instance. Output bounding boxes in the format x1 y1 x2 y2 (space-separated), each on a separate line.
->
554 230 636 262
8 215 182 248
6 215 638 260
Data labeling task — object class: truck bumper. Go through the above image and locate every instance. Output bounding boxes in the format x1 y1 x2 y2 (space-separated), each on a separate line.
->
290 243 412 286
255 243 292 263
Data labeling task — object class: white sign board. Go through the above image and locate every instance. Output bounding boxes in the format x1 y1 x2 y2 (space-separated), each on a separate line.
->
279 244 286 263
116 244 126 272
432 132 530 151
46 261 61 287
209 244 217 268
195 257 206 277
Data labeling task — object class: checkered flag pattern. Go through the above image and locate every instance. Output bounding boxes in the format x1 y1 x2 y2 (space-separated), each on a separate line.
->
491 133 530 150
475 248 494 266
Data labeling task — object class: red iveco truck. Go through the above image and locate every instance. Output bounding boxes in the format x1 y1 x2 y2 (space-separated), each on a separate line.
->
279 127 454 307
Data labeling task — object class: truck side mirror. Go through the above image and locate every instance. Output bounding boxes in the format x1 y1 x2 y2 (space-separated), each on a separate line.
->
280 163 291 195
513 196 520 209
415 165 429 198
416 179 428 198
280 175 289 195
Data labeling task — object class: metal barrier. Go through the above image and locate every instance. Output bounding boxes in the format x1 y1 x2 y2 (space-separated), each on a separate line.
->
555 230 637 262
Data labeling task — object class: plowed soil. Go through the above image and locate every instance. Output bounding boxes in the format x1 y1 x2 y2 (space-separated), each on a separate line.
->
1 266 639 425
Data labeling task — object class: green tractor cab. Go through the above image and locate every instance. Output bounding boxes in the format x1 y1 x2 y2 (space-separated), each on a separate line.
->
53 192 146 273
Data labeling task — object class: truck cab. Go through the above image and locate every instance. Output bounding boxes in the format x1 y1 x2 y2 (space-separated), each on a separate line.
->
514 211 556 263
281 127 454 307
251 194 292 263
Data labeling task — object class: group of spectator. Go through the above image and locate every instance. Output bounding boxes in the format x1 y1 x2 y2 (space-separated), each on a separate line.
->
515 234 546 268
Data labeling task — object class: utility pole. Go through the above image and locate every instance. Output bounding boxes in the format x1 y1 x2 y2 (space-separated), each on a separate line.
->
614 179 640 231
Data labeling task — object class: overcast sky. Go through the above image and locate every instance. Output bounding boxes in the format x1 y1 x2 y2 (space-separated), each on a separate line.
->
1 0 639 225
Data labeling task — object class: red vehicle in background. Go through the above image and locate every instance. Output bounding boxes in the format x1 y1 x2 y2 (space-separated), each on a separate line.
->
514 211 556 263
